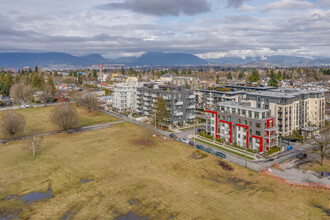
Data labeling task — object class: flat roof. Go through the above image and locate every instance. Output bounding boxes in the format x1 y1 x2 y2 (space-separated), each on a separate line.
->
196 89 246 95
218 101 269 113
247 88 326 98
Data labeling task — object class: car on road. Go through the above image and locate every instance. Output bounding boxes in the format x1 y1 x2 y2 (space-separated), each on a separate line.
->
179 138 189 144
169 133 177 139
196 144 205 150
188 140 194 146
205 148 216 154
215 151 226 159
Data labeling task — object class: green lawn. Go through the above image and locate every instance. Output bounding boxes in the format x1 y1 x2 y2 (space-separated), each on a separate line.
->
0 105 118 138
196 138 255 160
0 122 329 219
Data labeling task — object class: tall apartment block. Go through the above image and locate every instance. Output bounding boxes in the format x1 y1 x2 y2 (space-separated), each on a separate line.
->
113 82 143 113
206 102 278 153
245 89 326 136
137 84 196 125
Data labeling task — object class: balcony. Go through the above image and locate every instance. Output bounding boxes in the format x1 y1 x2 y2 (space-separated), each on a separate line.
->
174 112 183 116
163 96 171 100
188 95 195 99
187 114 195 119
188 105 195 109
144 93 151 96
175 101 183 105
151 94 157 98
265 126 276 131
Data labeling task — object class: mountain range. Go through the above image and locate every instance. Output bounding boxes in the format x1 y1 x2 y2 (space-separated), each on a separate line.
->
0 52 329 68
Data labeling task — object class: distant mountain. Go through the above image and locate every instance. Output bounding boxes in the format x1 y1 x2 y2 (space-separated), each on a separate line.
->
206 55 316 65
131 52 208 66
0 52 109 68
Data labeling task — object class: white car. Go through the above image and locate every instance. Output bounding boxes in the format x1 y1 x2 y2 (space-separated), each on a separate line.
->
179 138 189 144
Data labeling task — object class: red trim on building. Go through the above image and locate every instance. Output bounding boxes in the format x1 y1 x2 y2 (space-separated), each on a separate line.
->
220 120 232 143
252 135 263 153
236 123 249 149
267 118 274 129
206 110 219 138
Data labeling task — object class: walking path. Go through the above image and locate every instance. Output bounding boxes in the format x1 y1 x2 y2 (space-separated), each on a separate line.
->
0 121 123 144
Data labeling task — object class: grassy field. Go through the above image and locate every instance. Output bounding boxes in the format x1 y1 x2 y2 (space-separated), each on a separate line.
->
0 105 118 138
0 122 329 219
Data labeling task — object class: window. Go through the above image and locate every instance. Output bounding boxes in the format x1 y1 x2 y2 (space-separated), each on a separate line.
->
256 123 261 128
249 121 252 126
255 112 259 119
238 119 241 123
243 120 247 125
256 130 261 136
238 127 241 131
238 134 241 138
249 111 252 118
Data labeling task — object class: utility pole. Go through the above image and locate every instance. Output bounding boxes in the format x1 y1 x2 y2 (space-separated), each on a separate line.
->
194 118 196 147
245 146 247 168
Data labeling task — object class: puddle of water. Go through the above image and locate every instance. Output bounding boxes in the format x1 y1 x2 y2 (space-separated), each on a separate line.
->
0 214 19 220
114 211 148 220
61 211 77 220
21 189 53 204
316 171 330 177
128 199 140 206
80 178 93 183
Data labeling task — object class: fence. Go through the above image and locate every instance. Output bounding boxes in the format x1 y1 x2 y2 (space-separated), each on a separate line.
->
261 167 330 191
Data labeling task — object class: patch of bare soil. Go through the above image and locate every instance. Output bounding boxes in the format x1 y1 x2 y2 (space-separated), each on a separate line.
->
130 138 155 148
218 160 233 171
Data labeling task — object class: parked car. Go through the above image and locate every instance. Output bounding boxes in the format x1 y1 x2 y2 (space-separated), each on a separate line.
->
215 151 226 159
169 133 177 139
298 153 307 159
205 148 216 154
179 138 189 144
196 144 205 150
188 140 194 146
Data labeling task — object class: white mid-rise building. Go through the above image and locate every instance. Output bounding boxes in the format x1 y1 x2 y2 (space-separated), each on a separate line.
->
113 82 143 113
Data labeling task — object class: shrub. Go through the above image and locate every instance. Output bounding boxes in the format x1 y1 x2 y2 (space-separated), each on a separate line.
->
1 110 26 137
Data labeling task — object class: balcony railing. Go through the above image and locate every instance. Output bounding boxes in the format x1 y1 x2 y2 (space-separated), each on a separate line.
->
175 101 183 105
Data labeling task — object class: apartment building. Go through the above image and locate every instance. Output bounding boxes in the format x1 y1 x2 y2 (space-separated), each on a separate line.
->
172 77 198 88
206 102 278 153
245 89 326 136
113 82 143 113
195 89 246 110
136 84 195 125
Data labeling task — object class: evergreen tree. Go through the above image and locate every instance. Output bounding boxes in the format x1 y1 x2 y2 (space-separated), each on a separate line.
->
238 71 245 79
77 74 83 84
35 66 38 72
4 72 13 96
138 72 142 81
93 70 98 79
216 74 220 84
68 70 73 76
154 97 170 128
227 72 233 80
121 67 126 75
54 70 58 77
247 69 260 82
128 68 134 76
268 70 278 87
0 72 5 95
74 72 78 77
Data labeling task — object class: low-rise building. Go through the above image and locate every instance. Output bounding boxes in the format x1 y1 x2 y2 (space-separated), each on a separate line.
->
206 102 278 153
172 77 198 88
136 84 195 126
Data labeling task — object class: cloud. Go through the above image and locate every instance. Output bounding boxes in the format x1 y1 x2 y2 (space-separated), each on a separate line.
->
227 0 246 8
262 0 314 11
100 0 210 16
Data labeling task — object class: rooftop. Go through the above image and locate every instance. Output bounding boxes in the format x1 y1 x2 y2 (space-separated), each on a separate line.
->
218 101 270 113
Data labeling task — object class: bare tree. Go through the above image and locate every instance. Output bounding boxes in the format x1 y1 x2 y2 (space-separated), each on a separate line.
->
68 90 83 107
1 110 26 137
142 128 153 142
9 81 33 108
39 84 53 107
310 126 330 165
51 103 80 132
29 120 43 157
83 93 99 112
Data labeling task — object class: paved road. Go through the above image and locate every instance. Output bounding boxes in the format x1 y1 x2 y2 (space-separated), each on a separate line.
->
0 102 61 111
0 121 123 144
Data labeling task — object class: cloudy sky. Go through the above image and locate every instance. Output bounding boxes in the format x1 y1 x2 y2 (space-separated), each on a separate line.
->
0 0 329 59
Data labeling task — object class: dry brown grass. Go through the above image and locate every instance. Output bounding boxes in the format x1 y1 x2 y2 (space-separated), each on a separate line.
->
0 122 329 219
0 105 118 138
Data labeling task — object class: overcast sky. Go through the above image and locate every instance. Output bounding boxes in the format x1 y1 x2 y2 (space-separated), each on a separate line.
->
0 0 329 59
